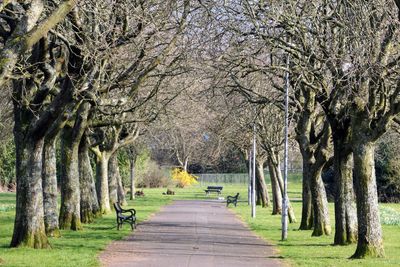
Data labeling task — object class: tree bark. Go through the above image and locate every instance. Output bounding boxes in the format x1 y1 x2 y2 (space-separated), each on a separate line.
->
108 153 118 206
255 160 269 207
11 137 49 248
95 152 111 214
42 138 60 237
351 140 384 258
333 137 358 245
79 134 100 223
116 165 127 206
271 152 296 223
59 126 82 230
299 160 313 230
130 158 135 200
267 159 282 215
59 102 90 230
310 163 331 236
109 153 127 206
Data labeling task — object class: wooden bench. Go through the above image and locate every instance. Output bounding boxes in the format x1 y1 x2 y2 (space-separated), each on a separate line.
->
226 193 240 207
205 186 223 195
113 202 136 230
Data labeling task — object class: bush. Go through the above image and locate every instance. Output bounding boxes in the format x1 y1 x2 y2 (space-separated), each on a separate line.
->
171 168 198 188
136 161 170 188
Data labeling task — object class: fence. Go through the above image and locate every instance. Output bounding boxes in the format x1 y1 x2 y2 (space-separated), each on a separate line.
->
196 173 249 184
196 170 302 185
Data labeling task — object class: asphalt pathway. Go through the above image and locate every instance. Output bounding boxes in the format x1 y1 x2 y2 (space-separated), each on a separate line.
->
100 200 283 267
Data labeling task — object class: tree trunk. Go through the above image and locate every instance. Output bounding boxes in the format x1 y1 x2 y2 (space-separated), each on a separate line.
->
11 136 49 248
108 154 118 206
130 158 135 200
183 157 189 172
96 152 111 214
59 101 90 230
116 168 127 206
310 163 331 236
299 160 313 230
109 153 127 206
351 140 384 258
255 160 269 207
79 134 100 223
272 153 296 223
267 159 282 215
333 138 358 245
59 126 82 230
42 138 60 237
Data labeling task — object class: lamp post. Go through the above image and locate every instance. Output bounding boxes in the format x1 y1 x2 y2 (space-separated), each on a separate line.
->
281 55 290 241
251 121 256 218
248 150 252 205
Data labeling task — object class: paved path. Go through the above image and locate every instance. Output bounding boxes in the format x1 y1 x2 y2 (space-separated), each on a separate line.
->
100 200 283 267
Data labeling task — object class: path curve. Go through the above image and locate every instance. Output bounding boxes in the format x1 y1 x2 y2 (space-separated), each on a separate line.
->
100 200 282 267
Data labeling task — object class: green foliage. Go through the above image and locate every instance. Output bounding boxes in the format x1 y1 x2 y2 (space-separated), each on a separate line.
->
0 140 15 186
134 148 149 177
134 149 171 188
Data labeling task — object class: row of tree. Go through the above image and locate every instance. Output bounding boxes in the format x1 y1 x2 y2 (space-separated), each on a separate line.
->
0 0 192 248
1 0 400 261
186 0 400 259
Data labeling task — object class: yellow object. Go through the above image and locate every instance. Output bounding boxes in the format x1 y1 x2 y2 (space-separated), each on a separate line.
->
171 168 198 188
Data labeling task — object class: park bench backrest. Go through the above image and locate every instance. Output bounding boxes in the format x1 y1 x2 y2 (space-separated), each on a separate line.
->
207 186 223 190
113 202 122 214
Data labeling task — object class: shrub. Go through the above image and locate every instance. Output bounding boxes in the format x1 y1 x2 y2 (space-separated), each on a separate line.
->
171 168 198 188
136 161 170 188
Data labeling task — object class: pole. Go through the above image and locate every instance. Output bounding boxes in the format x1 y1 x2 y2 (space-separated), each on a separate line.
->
281 55 290 241
248 150 252 205
251 122 256 218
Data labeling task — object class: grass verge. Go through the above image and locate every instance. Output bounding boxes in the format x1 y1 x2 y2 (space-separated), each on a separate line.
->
1 176 400 267
0 190 172 267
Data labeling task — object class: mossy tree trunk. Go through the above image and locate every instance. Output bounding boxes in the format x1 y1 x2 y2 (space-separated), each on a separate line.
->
116 166 127 206
255 159 269 207
332 136 358 245
310 162 331 236
59 102 90 230
79 133 100 223
299 161 313 230
267 158 282 215
59 126 82 230
11 136 49 248
270 151 296 223
109 153 127 206
108 153 118 206
95 151 111 214
42 138 60 237
350 120 384 258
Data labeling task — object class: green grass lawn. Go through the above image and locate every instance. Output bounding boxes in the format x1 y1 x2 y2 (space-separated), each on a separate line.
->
1 176 400 267
0 190 173 267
